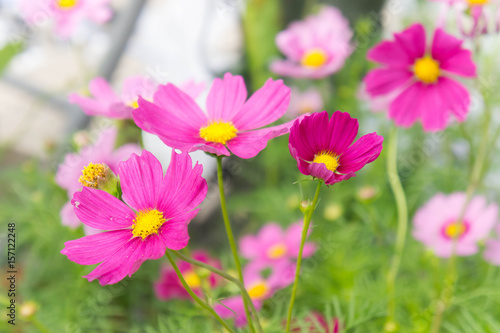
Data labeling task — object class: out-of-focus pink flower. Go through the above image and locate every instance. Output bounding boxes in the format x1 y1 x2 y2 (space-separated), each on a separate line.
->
270 6 354 79
287 88 324 118
484 224 500 265
133 72 295 159
61 150 208 285
70 77 205 120
413 193 498 258
289 111 383 185
239 222 316 264
290 312 340 333
154 250 221 301
215 261 295 327
364 23 476 131
19 0 112 38
56 127 141 234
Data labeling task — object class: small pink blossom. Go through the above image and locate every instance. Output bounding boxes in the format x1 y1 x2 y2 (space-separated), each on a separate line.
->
290 312 340 333
61 150 208 285
413 193 498 258
287 88 324 118
271 6 354 79
154 250 221 301
484 223 500 265
364 23 476 131
239 222 316 265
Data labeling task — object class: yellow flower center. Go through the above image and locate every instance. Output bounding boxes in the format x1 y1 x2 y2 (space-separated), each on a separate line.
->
78 163 108 188
199 121 238 145
128 100 139 109
468 0 488 5
414 56 440 84
301 48 328 68
184 270 201 289
132 209 166 240
267 243 287 259
445 222 467 239
248 282 269 300
56 0 78 9
313 151 339 172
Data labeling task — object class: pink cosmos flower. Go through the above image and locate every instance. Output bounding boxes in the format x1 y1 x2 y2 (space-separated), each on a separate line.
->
61 150 207 285
270 6 353 79
56 127 141 234
287 88 324 118
239 222 316 264
364 23 477 131
133 72 294 159
154 250 221 300
484 223 500 265
70 77 205 120
290 312 340 333
289 111 383 185
19 0 112 38
413 193 498 258
215 261 295 327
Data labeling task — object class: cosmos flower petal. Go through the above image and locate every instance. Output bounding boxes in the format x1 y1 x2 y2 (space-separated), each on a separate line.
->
158 210 199 250
431 28 476 77
484 239 500 266
392 23 426 62
337 133 384 174
206 73 247 121
389 82 426 128
364 68 413 96
61 200 82 229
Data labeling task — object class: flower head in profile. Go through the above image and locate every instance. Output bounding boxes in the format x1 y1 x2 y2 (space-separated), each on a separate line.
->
287 88 324 118
413 193 497 257
484 223 500 265
133 72 293 159
289 111 383 185
215 261 295 327
61 150 208 285
290 312 340 333
239 222 316 264
56 127 141 234
270 6 354 79
19 0 112 38
364 23 476 131
154 250 221 301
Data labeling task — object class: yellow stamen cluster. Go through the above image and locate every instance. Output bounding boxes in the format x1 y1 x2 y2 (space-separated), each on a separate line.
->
199 121 238 145
301 49 328 68
184 271 202 289
414 56 440 84
56 0 78 9
132 209 166 240
128 100 139 109
248 282 269 300
445 222 467 239
267 243 287 259
468 0 488 5
313 151 339 172
78 163 108 188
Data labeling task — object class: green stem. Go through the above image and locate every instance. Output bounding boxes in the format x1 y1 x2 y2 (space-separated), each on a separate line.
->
285 179 322 333
385 127 408 330
165 250 236 333
30 318 51 333
216 156 255 332
173 251 264 333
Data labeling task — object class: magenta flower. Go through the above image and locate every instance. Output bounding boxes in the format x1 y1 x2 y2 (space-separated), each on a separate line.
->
413 193 498 258
270 6 354 79
56 127 141 233
133 72 293 159
289 111 383 185
240 222 316 264
287 88 324 118
485 224 500 265
19 0 112 38
154 250 221 301
364 23 476 131
215 261 295 327
61 150 207 285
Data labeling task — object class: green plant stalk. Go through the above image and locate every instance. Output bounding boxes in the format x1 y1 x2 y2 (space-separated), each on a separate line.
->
165 250 236 333
216 156 255 332
173 251 264 333
285 179 322 333
30 317 51 333
385 127 408 328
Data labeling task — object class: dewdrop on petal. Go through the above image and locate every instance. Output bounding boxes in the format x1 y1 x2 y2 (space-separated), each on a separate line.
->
19 301 37 319
323 203 343 221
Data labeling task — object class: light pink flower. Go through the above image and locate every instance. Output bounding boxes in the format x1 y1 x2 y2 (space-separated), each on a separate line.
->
70 77 204 120
56 127 141 233
133 72 294 159
289 111 383 185
413 193 498 258
290 312 340 333
484 224 500 265
215 261 295 327
287 88 324 118
154 250 221 301
364 23 476 131
270 6 354 79
19 0 112 38
239 222 316 265
61 150 208 285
